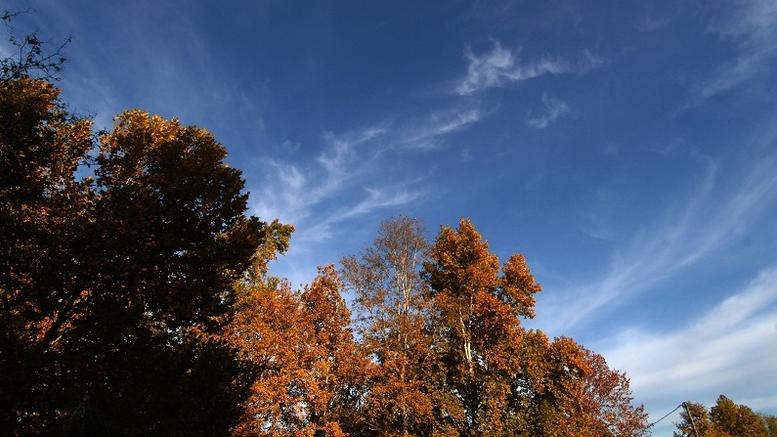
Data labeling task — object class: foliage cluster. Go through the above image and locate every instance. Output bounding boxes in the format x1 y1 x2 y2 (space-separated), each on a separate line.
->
675 396 777 437
0 68 647 433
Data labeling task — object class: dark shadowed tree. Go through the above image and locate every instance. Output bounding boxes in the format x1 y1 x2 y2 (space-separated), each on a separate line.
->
1 74 95 435
1 63 272 433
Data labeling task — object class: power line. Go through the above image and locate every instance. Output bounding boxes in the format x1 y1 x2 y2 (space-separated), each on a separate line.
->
647 403 683 429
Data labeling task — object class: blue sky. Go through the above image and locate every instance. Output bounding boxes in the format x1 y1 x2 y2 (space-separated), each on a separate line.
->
5 1 777 434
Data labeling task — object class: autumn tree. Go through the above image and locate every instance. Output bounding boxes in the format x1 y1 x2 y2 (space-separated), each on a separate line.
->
1 31 273 431
710 395 771 437
1 73 94 435
764 415 777 437
227 275 310 436
300 265 364 436
675 395 774 437
575 344 648 436
422 218 647 437
513 332 648 436
423 218 541 435
226 260 360 437
674 402 723 437
341 217 457 436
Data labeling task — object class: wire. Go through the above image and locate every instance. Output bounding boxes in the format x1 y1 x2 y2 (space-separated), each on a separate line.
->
647 404 683 429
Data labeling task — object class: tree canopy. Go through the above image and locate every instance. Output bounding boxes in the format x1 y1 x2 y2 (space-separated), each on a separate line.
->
675 396 777 437
0 76 276 433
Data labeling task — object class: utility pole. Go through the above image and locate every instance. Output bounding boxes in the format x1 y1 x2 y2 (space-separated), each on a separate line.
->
682 402 702 437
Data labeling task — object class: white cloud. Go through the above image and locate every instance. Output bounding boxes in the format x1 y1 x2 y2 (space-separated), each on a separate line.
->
295 187 424 244
538 125 777 334
601 266 777 427
252 128 427 289
250 103 485 248
400 107 483 149
694 0 777 102
266 186 424 290
250 95 489 230
456 41 567 95
251 127 386 225
455 40 602 95
526 93 570 129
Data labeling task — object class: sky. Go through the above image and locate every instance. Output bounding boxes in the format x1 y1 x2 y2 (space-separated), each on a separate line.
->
5 1 777 434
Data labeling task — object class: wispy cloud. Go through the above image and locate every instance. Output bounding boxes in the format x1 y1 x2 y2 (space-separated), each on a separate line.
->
539 126 777 333
455 40 602 95
251 126 387 226
281 139 301 153
250 102 485 246
635 15 671 33
296 187 425 244
400 107 484 149
318 128 385 179
693 0 777 102
251 125 428 288
456 40 566 95
526 93 570 129
602 266 777 423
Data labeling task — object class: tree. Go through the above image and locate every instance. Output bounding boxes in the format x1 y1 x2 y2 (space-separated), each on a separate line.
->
2 15 279 432
674 402 724 437
1 72 272 433
423 218 646 437
710 395 769 437
226 275 310 436
1 74 95 435
675 396 774 437
226 261 360 437
341 216 457 436
1 9 70 81
514 332 647 436
763 414 777 437
576 345 648 436
72 110 267 434
300 265 363 437
423 218 541 435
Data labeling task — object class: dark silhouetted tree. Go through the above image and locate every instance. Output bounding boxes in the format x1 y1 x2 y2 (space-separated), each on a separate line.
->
1 73 272 433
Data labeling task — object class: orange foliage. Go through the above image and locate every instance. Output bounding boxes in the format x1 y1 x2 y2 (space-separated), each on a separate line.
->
227 265 360 436
2 69 649 436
